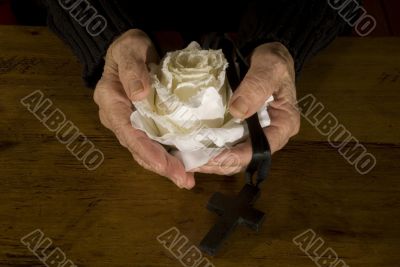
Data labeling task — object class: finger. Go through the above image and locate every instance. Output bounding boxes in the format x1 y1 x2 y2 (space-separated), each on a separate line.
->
111 118 194 189
195 165 242 176
108 31 158 102
94 78 132 132
111 119 195 189
94 76 132 108
263 126 286 154
98 108 111 130
264 100 300 154
105 103 193 189
123 129 195 189
115 52 151 102
111 122 191 188
194 142 251 175
212 141 252 166
184 172 196 189
229 65 275 120
95 79 194 189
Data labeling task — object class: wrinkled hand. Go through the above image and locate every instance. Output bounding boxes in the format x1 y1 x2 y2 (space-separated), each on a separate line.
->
195 42 300 175
94 29 195 189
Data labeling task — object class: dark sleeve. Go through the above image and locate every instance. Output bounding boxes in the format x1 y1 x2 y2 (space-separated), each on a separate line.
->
237 0 352 75
44 0 135 87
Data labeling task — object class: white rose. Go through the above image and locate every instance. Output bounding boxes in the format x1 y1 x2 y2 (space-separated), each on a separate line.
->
131 42 272 170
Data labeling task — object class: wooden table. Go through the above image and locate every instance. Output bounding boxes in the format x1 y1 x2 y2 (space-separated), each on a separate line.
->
0 26 399 267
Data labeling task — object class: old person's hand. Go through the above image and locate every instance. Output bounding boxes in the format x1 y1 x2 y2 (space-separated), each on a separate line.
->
93 29 195 189
195 42 300 175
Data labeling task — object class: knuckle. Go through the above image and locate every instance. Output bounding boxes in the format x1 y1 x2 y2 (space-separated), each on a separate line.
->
165 156 179 176
254 43 294 75
105 43 114 58
225 166 241 176
113 124 127 146
93 89 100 105
124 29 148 40
134 156 150 170
152 160 166 175
277 127 290 151
217 153 242 175
93 80 106 105
98 109 108 128
289 105 301 136
292 113 301 136
280 120 292 138
118 29 151 49
226 165 242 176
280 137 290 151
108 30 151 67
134 137 168 176
151 153 164 173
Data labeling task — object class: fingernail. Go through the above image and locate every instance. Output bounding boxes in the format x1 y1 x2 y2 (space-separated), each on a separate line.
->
130 80 144 98
230 96 248 118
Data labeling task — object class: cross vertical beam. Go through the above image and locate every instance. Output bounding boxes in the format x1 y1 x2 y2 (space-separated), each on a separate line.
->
200 184 265 255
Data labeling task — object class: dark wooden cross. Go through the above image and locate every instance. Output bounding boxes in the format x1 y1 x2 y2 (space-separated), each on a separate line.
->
199 34 270 256
199 184 265 255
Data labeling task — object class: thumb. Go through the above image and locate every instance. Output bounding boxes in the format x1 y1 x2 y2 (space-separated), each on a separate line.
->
107 29 157 102
229 67 274 120
118 57 151 102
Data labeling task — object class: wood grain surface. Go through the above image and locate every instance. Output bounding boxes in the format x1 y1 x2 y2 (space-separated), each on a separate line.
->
0 26 399 267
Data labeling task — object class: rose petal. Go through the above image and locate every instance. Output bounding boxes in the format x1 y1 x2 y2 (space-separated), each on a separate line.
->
130 42 274 170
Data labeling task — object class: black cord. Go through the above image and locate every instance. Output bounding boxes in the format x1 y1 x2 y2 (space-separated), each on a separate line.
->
202 33 272 188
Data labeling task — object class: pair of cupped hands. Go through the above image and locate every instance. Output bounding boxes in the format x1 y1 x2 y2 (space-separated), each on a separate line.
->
94 29 300 189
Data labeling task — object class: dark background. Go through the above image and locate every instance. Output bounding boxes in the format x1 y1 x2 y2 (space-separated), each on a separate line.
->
0 0 399 36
